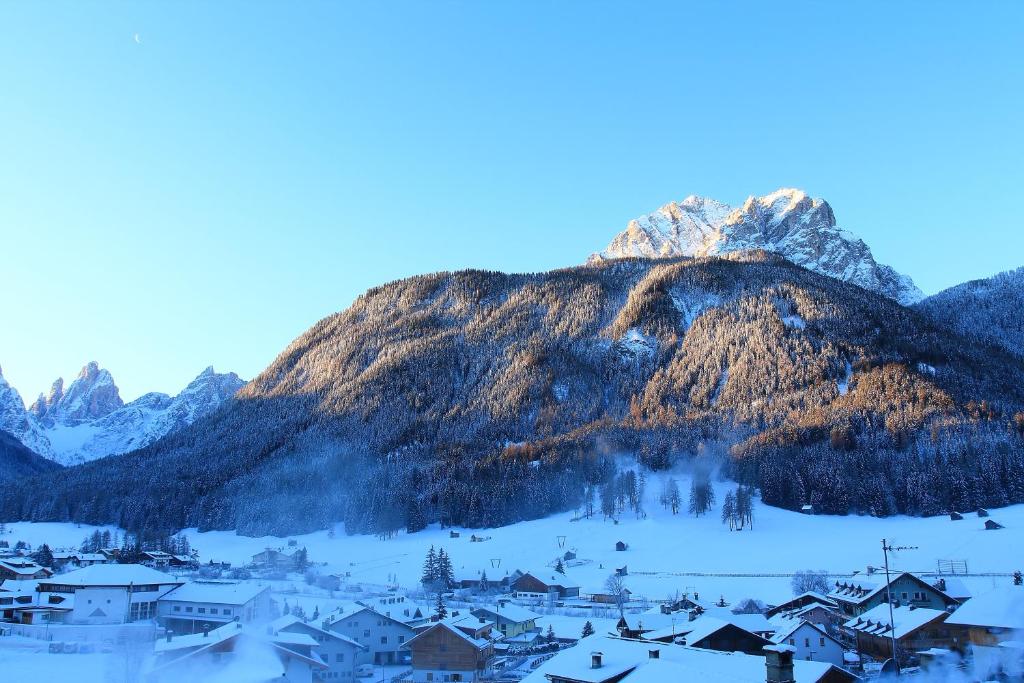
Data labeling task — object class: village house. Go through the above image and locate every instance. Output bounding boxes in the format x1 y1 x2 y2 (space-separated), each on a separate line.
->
844 603 962 661
771 619 846 667
470 601 540 641
158 579 272 634
30 563 183 625
50 551 110 570
511 572 580 601
766 592 839 620
271 613 367 681
521 635 856 683
452 569 513 593
150 620 327 683
0 579 42 621
324 604 415 666
829 572 960 617
403 617 496 682
639 615 771 655
0 558 52 581
250 547 297 571
944 586 1024 680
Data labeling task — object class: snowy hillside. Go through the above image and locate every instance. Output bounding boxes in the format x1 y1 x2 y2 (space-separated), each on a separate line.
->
591 188 923 305
5 471 1021 606
0 363 245 465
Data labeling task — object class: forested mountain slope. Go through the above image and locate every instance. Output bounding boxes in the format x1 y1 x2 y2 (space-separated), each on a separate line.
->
4 252 1023 536
0 430 61 484
915 266 1024 358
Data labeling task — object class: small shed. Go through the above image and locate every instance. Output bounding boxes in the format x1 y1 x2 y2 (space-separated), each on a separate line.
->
615 541 628 552
615 565 628 577
800 505 814 515
449 530 460 538
949 511 963 521
563 550 576 561
984 519 1004 531
977 508 990 518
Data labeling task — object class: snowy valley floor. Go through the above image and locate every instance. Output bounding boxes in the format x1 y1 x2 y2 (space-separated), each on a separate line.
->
5 474 1021 606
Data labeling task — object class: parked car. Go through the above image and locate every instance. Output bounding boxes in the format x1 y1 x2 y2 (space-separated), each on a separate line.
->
355 664 376 678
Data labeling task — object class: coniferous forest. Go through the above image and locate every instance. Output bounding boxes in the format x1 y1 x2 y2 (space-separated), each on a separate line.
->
3 252 1023 537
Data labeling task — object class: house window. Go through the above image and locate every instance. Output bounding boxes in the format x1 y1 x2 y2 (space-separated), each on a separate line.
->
173 606 181 612
788 638 795 646
398 635 405 644
804 638 810 647
820 637 826 646
223 609 232 616
380 636 387 645
336 653 344 662
426 675 433 682
198 608 206 614
363 630 370 637
210 608 218 615
186 607 193 613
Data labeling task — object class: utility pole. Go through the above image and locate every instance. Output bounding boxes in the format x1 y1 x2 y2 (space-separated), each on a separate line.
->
881 538 917 675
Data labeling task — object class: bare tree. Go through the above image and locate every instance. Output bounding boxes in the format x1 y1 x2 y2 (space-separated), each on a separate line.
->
604 573 629 617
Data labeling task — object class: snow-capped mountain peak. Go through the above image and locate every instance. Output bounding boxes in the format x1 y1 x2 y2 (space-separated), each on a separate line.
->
591 188 923 305
0 363 245 465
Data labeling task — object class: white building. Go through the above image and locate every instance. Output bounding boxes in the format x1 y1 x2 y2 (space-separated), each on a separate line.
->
325 605 415 666
35 564 182 625
272 613 367 680
158 579 272 634
770 619 846 667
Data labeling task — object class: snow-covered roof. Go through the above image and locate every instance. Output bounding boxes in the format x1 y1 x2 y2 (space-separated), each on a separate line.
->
519 571 580 589
40 563 180 587
724 613 775 634
160 580 269 605
944 587 1024 630
405 620 492 651
521 635 841 683
472 602 540 624
269 614 366 650
155 621 242 653
0 559 48 575
934 577 972 601
771 619 838 647
844 604 948 640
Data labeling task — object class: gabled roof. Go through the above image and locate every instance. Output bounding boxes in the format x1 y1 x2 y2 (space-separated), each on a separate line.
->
844 604 948 640
40 563 180 588
516 571 580 589
160 580 269 606
771 619 841 647
0 559 49 575
270 614 366 650
471 603 540 624
520 635 848 683
830 571 955 606
404 620 492 651
945 587 1024 630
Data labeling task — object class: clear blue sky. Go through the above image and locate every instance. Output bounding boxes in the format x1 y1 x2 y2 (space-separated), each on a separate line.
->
2 1 1022 401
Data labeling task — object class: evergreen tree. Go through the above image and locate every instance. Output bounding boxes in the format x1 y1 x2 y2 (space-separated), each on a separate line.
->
666 478 681 515
421 546 438 586
32 543 54 567
293 547 310 571
554 558 565 574
1014 570 1022 586
546 624 556 643
434 591 448 620
581 621 595 638
436 548 454 589
479 570 490 594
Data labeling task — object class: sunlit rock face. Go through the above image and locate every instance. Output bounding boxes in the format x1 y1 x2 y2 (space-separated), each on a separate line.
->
591 188 923 305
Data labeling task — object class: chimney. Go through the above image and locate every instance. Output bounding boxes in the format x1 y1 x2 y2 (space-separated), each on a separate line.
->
202 624 210 638
648 649 660 659
764 645 795 683
165 630 173 643
591 652 603 669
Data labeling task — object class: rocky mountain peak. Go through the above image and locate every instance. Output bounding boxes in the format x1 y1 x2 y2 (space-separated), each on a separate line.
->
591 188 923 305
45 362 123 425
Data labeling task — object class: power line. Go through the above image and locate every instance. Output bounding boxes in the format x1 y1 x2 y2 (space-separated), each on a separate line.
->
881 538 918 676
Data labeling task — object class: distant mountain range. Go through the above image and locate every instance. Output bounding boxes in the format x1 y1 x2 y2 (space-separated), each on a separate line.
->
0 363 244 465
591 188 923 306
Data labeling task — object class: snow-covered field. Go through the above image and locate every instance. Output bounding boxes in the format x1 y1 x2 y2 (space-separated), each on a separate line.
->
6 474 1021 605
